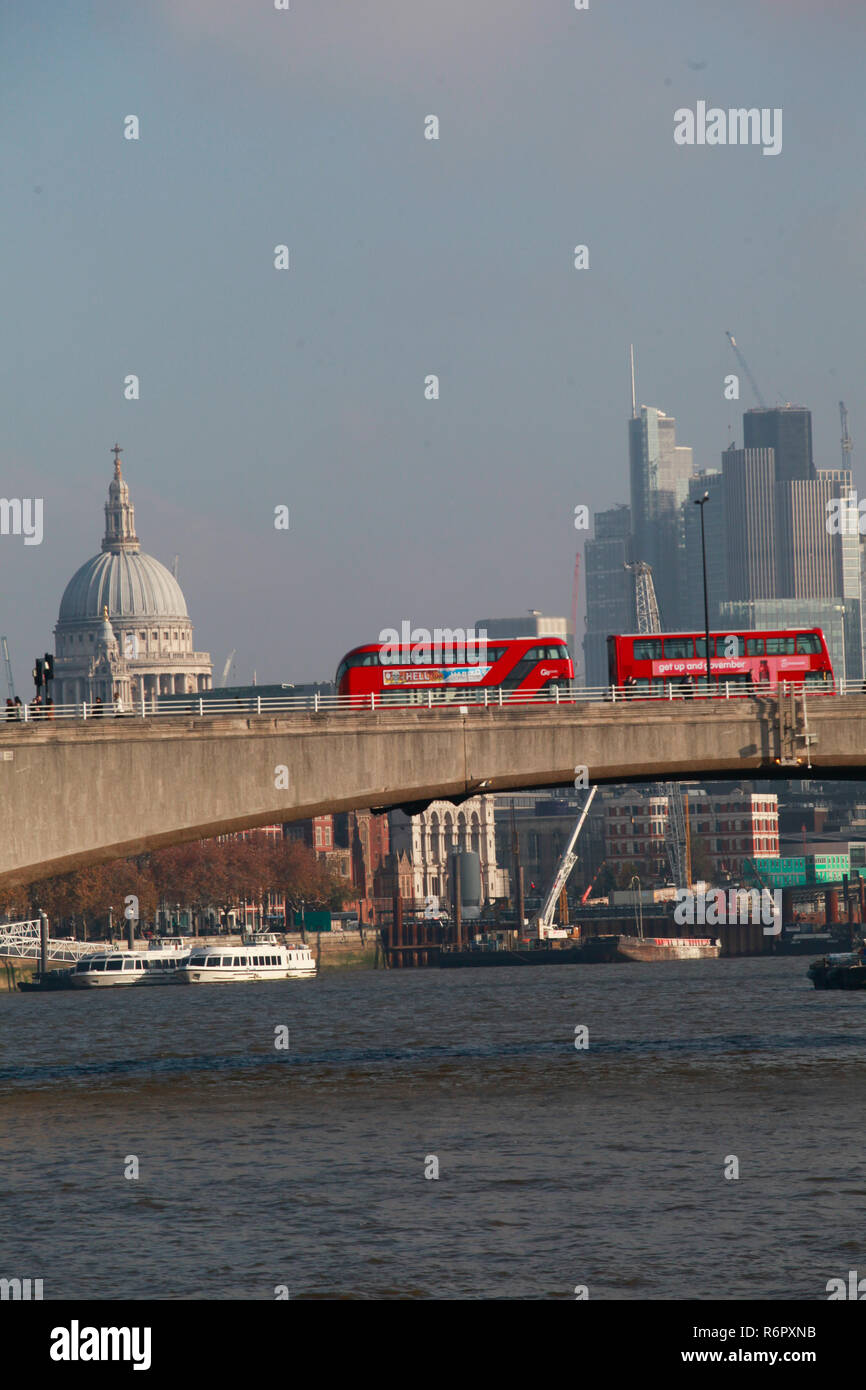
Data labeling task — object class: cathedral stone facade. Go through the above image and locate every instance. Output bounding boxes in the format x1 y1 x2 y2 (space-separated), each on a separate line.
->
53 447 212 706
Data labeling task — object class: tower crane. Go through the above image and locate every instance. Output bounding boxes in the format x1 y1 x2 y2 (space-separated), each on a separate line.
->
570 552 580 672
725 331 767 410
840 401 853 469
624 562 692 889
220 650 236 687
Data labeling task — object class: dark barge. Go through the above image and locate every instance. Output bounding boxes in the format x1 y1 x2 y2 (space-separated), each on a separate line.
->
808 952 866 990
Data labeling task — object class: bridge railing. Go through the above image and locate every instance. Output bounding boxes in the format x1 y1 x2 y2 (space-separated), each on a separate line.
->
0 679 846 725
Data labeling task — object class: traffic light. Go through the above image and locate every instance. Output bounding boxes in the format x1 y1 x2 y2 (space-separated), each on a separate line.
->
33 658 44 689
43 653 54 683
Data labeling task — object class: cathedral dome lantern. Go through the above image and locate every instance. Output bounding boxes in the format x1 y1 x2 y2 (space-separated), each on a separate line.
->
102 443 140 553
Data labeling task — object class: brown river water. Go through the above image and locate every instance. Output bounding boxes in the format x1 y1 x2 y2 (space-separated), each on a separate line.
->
1 957 863 1300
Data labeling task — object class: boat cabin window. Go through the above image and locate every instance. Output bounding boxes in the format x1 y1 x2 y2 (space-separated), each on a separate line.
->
106 959 123 971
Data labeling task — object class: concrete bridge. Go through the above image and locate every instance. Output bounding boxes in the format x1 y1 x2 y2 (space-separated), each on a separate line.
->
1 691 865 892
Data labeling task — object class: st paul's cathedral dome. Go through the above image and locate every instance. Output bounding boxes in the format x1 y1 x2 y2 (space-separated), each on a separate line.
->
53 446 212 706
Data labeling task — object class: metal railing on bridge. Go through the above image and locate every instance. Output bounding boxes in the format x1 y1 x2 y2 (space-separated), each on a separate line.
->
0 920 103 963
0 679 849 725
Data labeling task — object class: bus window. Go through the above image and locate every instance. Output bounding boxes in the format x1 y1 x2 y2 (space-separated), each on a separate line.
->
796 633 822 654
746 638 764 656
663 638 692 658
633 639 662 660
766 636 795 655
695 638 714 658
500 645 568 688
717 635 745 657
336 651 380 684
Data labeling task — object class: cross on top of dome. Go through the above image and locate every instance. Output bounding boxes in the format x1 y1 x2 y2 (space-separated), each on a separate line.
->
103 444 139 553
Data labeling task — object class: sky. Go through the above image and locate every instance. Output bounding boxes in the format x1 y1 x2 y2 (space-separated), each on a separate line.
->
2 0 864 693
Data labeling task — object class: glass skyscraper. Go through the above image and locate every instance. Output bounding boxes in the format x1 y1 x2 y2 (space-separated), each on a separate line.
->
628 406 693 628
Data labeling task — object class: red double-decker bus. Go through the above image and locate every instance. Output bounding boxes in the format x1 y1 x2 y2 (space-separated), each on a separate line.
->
336 638 574 705
607 628 834 696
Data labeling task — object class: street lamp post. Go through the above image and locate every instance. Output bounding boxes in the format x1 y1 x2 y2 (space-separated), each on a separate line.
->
694 491 712 690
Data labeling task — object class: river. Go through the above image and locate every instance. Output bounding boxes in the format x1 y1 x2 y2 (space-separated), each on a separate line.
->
1 957 862 1300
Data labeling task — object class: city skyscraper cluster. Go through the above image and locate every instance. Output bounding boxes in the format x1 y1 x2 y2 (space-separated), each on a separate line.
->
584 387 863 685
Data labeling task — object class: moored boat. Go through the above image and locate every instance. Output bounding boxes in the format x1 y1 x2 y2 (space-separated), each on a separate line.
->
18 967 76 992
69 937 190 987
808 950 866 990
178 932 316 984
616 936 721 962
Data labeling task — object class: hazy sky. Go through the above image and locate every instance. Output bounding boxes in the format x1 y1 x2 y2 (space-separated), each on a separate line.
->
2 0 864 693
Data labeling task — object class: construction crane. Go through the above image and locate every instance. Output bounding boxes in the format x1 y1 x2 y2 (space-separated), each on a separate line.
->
624 562 692 889
725 330 767 410
581 858 607 905
1 636 15 702
840 401 853 469
532 786 597 939
570 552 580 672
220 650 236 687
625 561 661 634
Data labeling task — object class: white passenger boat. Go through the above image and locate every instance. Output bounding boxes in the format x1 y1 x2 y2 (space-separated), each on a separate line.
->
69 937 190 987
178 932 316 984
